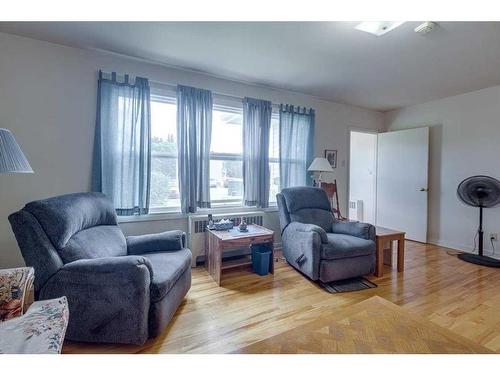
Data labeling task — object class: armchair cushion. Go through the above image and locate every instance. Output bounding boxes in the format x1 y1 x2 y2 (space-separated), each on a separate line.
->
321 233 375 260
142 249 192 302
281 187 335 232
60 226 127 263
290 209 335 233
332 220 376 241
20 193 127 263
286 222 328 244
281 187 332 213
127 230 185 255
23 192 118 250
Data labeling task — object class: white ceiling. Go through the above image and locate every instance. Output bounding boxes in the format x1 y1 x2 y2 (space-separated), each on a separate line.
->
2 22 500 111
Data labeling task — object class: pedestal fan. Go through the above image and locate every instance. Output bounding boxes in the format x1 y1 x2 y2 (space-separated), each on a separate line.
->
457 175 500 267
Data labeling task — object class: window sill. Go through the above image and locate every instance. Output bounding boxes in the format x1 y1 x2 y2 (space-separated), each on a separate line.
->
118 211 185 223
196 205 278 215
117 205 278 224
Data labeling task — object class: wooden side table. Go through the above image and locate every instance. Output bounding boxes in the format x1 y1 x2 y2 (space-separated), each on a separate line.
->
205 224 274 286
375 226 405 277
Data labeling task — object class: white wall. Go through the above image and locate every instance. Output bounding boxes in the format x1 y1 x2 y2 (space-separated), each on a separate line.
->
385 85 500 256
0 32 384 267
349 131 377 224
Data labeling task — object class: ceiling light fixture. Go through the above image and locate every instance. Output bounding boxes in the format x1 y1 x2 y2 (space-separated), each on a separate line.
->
414 22 437 35
355 21 405 36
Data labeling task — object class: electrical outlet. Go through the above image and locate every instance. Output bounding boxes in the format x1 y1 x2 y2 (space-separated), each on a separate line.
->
490 233 498 241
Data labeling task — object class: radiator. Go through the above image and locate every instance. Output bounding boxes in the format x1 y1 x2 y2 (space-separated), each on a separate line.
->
348 200 364 222
187 211 264 267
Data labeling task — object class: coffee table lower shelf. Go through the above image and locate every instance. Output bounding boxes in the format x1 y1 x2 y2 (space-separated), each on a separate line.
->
220 256 253 271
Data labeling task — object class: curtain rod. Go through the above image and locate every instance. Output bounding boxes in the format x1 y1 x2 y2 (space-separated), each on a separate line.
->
102 71 307 110
149 78 282 109
101 71 283 108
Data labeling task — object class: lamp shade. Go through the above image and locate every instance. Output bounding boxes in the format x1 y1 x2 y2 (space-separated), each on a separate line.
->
308 157 333 173
0 129 33 173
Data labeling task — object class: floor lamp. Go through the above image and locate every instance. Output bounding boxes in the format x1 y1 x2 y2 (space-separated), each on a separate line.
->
0 129 33 174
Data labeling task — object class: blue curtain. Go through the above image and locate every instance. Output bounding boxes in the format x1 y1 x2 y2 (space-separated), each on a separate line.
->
243 97 272 208
279 104 315 188
92 71 151 215
177 85 213 214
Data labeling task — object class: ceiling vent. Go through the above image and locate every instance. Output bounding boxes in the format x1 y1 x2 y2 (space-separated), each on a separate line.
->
414 22 437 35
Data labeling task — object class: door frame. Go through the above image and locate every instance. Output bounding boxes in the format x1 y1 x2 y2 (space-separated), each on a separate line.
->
347 127 380 223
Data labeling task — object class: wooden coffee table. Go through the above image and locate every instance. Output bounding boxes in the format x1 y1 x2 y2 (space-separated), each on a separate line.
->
205 224 274 286
375 226 405 277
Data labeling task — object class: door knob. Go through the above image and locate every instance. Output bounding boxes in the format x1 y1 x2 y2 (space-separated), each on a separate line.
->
420 188 428 192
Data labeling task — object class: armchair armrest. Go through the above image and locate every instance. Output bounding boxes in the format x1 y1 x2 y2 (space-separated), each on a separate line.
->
126 230 186 255
286 222 328 244
281 222 325 281
56 255 154 279
332 221 375 241
39 256 153 345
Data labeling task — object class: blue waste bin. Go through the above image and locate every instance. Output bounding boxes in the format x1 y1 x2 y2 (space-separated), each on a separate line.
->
251 245 271 276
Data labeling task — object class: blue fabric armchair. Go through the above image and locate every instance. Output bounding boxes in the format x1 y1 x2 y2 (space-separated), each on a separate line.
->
277 187 375 282
8 192 191 345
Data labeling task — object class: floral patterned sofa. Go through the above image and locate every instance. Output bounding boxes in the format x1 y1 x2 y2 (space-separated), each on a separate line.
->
0 267 68 354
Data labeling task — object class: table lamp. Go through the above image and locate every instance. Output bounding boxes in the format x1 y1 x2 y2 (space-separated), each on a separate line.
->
0 129 33 174
308 157 333 187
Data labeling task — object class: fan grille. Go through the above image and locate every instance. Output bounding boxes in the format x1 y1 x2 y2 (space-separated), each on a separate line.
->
457 175 500 208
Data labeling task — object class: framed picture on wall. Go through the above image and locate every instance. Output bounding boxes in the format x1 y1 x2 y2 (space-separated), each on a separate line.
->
324 149 337 168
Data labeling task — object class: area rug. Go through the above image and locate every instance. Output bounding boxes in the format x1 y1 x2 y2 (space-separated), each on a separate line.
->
233 296 492 353
320 277 377 293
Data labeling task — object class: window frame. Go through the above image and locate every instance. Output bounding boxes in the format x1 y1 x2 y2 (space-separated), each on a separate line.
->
146 89 281 214
268 111 280 206
209 102 245 207
149 91 181 213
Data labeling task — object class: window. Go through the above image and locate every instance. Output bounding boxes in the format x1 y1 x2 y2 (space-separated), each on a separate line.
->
148 94 280 212
269 113 280 204
209 105 244 206
149 95 180 210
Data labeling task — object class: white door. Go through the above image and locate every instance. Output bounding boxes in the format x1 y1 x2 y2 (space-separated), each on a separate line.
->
376 127 429 242
349 131 377 224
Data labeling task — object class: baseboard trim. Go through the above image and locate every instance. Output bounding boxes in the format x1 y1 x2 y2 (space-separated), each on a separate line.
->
427 238 500 259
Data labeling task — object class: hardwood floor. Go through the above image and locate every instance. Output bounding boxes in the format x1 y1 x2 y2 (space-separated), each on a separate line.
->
63 241 500 354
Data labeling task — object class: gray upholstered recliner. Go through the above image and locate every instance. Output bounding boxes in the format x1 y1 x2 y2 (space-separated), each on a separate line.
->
8 192 191 345
277 187 375 283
